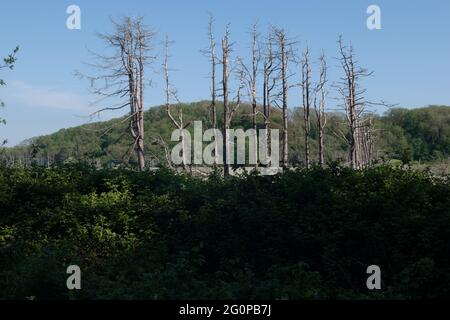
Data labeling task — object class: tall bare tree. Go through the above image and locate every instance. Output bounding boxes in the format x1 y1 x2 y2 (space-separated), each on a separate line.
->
221 25 232 176
313 53 328 167
203 14 218 129
238 22 261 169
249 23 261 169
163 36 190 170
272 27 294 168
220 25 244 176
300 46 312 168
337 35 385 169
77 16 156 171
262 36 278 164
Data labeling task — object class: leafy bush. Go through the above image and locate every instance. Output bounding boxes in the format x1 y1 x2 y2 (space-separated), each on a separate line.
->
0 164 449 299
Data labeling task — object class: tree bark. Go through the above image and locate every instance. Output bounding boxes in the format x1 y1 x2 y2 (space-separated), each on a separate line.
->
301 47 311 169
275 29 289 169
251 24 259 169
314 53 327 167
222 27 230 176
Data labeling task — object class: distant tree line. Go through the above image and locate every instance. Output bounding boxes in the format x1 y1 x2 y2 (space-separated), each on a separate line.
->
1 103 449 171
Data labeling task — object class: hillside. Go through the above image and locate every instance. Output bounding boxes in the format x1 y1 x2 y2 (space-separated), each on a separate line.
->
1 102 450 170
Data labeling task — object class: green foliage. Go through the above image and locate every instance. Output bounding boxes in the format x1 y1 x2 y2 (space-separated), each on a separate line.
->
0 46 19 103
379 106 450 162
0 46 19 145
1 165 449 299
3 103 449 168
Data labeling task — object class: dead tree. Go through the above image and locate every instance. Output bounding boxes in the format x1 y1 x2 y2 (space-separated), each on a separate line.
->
272 27 294 168
313 53 327 167
221 26 230 175
203 14 218 129
219 25 243 176
250 23 261 169
279 29 289 169
238 22 261 169
201 14 224 166
337 36 388 169
77 16 156 171
136 18 149 170
163 36 190 171
300 46 312 168
151 135 173 169
337 36 370 169
360 115 375 166
262 36 278 164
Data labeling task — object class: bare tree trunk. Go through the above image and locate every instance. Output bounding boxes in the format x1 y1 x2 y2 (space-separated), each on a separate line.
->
263 67 269 161
338 36 367 169
137 23 146 170
219 26 243 176
282 44 288 168
207 14 217 129
318 124 324 165
222 27 230 176
263 39 276 164
273 29 290 169
301 47 311 169
314 53 327 167
251 24 259 169
164 36 189 171
203 15 222 166
239 23 261 169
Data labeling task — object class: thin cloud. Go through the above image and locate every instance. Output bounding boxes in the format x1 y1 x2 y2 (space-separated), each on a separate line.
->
4 81 90 111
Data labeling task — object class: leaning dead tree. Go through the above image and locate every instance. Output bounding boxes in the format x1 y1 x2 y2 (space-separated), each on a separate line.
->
77 16 156 171
313 53 328 167
300 46 312 168
337 35 380 169
163 36 190 171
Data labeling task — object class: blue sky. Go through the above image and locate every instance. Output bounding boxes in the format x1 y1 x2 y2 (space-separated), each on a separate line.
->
1 0 450 146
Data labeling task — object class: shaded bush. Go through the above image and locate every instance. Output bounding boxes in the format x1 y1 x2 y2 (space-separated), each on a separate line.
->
0 164 449 299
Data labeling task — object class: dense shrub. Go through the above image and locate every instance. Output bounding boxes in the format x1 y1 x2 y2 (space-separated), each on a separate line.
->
0 164 449 299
